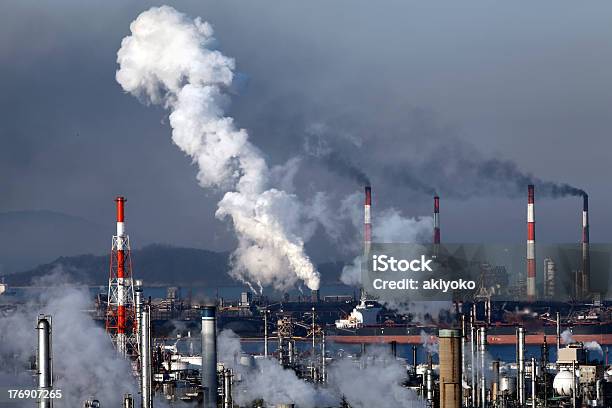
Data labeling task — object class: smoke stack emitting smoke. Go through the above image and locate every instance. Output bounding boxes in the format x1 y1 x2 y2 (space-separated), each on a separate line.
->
526 185 536 301
116 6 320 291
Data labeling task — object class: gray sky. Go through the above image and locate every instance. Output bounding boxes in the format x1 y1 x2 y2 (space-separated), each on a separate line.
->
2 0 612 265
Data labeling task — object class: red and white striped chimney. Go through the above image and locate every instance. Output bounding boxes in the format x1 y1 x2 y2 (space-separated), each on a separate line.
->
115 196 127 347
581 193 590 297
364 186 372 254
527 185 536 301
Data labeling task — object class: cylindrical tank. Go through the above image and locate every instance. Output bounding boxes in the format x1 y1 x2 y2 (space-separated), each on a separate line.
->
553 370 575 396
37 316 52 408
439 329 462 408
499 376 517 394
201 306 218 407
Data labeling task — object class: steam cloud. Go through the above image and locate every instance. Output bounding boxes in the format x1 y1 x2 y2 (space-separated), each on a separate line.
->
0 269 139 407
116 6 320 291
218 330 425 407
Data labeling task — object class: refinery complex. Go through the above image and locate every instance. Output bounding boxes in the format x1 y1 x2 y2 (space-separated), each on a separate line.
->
3 4 612 408
9 182 612 408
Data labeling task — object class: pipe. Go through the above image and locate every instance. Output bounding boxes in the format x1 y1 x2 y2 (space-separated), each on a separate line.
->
364 186 372 255
531 358 536 408
517 327 526 407
321 331 326 383
223 369 232 408
37 316 52 408
412 345 418 375
470 317 476 407
264 308 268 358
426 368 434 403
479 327 487 408
527 185 536 301
492 360 500 403
201 306 218 408
461 315 466 385
556 312 561 356
141 305 152 408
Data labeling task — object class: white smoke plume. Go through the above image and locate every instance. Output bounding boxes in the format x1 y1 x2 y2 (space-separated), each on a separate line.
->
217 330 425 407
584 341 604 357
561 328 575 345
0 269 139 407
326 345 426 408
420 330 439 355
116 6 320 291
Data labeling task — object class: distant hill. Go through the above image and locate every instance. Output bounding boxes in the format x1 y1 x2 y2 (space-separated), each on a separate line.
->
0 210 107 274
5 244 345 287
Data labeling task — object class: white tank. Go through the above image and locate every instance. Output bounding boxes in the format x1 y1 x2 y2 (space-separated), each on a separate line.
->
499 376 516 393
553 370 575 396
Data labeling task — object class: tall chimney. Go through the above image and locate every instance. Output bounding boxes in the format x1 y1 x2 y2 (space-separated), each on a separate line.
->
439 329 462 408
140 305 152 408
517 327 526 406
581 194 590 299
116 197 127 354
364 186 372 255
527 185 536 301
201 306 218 407
37 315 53 408
434 196 440 257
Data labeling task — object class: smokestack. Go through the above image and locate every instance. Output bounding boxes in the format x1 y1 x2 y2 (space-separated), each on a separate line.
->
517 327 526 406
223 369 232 408
106 196 136 357
364 186 372 255
439 329 462 408
479 327 487 408
140 305 152 408
201 306 218 407
581 194 590 298
37 315 53 408
527 185 536 301
434 196 440 257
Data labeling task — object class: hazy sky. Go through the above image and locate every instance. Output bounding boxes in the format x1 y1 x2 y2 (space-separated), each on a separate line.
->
2 0 612 262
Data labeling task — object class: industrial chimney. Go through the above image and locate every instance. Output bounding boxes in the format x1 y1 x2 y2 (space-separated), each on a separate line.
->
527 185 536 301
581 194 590 299
439 329 462 408
37 315 53 408
106 196 136 356
201 305 218 407
433 196 440 257
140 304 152 408
364 186 372 255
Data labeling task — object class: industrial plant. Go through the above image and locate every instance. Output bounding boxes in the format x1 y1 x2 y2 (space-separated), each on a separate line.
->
7 183 611 408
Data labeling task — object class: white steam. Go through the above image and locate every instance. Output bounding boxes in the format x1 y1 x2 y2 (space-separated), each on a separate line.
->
116 6 320 291
217 330 425 407
561 329 575 345
0 270 139 407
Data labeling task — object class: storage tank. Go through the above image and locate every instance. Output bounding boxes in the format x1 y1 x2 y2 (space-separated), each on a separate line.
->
439 329 462 408
553 370 575 396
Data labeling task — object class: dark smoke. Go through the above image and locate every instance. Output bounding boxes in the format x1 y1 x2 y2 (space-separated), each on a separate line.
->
389 138 585 200
315 150 371 185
